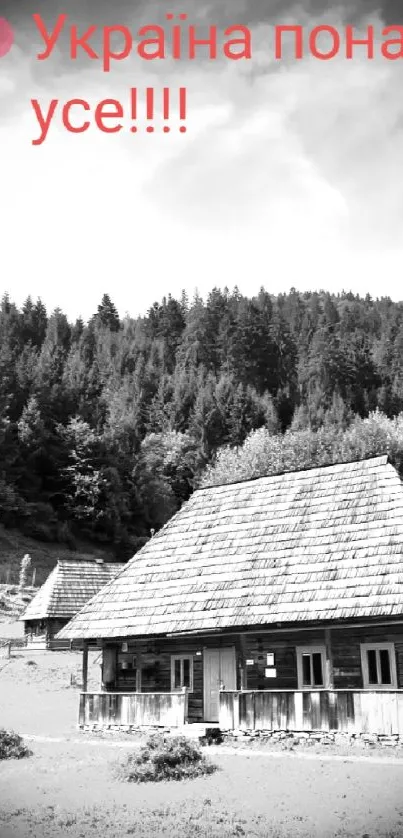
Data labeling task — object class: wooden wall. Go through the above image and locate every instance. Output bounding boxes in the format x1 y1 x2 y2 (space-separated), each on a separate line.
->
103 623 403 722
331 626 403 689
25 618 69 639
107 634 242 722
242 625 403 691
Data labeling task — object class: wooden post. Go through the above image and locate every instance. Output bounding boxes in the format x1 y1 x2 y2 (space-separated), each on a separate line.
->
82 641 89 692
233 693 240 730
239 634 248 691
325 629 334 689
182 686 189 724
136 647 142 692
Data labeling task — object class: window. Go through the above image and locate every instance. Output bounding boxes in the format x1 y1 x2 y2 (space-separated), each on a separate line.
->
360 643 397 689
296 646 327 689
171 655 193 692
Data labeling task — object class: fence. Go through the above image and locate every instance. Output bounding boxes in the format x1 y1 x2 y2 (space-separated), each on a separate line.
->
0 636 28 657
0 570 37 587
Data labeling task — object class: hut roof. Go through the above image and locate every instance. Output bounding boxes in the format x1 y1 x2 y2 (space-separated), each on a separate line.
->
20 560 125 621
58 456 403 641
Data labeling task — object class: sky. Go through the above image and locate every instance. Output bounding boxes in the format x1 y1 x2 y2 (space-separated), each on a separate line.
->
1 0 402 320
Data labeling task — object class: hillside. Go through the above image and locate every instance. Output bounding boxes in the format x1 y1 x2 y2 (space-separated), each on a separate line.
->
0 289 402 558
0 523 117 588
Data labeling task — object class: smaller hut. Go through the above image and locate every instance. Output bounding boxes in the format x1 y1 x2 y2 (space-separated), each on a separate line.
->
20 559 125 649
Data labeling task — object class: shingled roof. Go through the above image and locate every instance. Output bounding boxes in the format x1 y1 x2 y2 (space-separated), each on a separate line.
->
58 456 403 641
21 560 125 621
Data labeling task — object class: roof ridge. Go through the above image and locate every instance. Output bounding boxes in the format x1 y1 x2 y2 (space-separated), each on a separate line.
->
56 559 125 566
198 454 390 492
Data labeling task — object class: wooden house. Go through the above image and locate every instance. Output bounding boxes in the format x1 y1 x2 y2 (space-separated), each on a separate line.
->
58 456 403 740
21 559 124 649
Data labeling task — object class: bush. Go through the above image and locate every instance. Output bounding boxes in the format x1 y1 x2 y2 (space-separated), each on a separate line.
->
0 729 32 761
114 733 218 783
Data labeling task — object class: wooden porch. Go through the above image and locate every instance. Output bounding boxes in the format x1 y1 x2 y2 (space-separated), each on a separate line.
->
219 689 403 736
79 690 189 729
78 687 403 736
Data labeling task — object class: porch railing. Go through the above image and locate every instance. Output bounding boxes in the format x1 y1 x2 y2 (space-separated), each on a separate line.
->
79 691 188 728
219 689 403 736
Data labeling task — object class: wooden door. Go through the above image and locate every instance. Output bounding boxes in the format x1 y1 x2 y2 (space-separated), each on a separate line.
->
203 647 236 722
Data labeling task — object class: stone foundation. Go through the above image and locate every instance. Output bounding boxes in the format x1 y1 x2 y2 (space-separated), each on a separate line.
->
221 729 403 747
79 724 162 733
79 723 403 748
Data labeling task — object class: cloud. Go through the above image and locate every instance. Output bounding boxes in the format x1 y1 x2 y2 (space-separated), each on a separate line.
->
0 0 402 318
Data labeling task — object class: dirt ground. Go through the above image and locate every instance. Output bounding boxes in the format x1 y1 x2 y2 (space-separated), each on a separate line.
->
1 739 403 838
1 650 403 838
0 649 101 737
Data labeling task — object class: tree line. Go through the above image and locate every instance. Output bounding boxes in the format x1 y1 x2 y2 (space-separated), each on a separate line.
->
0 287 402 558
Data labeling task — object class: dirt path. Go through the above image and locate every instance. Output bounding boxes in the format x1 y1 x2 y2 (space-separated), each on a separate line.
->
16 733 403 766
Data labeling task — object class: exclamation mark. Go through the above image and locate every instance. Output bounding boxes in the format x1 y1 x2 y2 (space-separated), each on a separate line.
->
131 88 137 133
163 88 170 133
179 87 186 133
146 88 154 133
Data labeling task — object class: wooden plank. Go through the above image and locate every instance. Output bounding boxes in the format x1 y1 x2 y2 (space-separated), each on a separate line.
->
87 694 95 724
352 692 362 734
110 693 118 724
328 691 338 731
120 695 129 726
359 692 370 734
397 694 403 736
286 692 296 730
92 695 100 725
78 693 85 726
319 691 330 731
302 692 312 731
310 692 321 730
279 691 288 730
293 692 302 730
346 691 355 734
99 693 106 726
240 693 254 730
219 692 234 729
336 693 347 732
253 693 263 729
233 693 240 729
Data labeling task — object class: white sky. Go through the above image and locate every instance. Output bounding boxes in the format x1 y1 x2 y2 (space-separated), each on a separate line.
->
1 5 403 319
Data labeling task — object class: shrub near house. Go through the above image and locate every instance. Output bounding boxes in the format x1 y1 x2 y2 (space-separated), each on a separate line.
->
115 734 217 784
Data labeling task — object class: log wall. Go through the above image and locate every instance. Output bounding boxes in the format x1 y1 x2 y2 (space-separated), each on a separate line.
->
108 634 242 722
241 625 403 691
100 623 403 726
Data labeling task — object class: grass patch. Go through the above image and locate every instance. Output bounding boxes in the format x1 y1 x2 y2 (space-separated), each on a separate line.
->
0 729 32 760
114 733 218 784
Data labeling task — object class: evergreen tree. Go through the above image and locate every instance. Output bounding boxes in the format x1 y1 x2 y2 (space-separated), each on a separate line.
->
0 287 401 555
95 294 120 332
